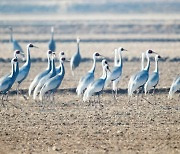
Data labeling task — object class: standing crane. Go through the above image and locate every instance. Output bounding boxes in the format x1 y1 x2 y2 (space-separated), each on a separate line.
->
33 52 56 100
83 60 110 102
105 47 127 97
48 26 56 52
70 38 81 76
16 43 38 94
29 50 52 96
0 58 18 101
39 57 67 101
128 50 157 98
9 26 25 59
76 52 103 97
144 55 161 95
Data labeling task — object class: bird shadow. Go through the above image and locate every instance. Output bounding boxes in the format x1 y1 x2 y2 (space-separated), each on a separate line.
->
5 87 179 96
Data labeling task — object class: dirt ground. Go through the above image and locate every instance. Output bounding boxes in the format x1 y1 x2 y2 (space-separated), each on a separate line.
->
0 57 179 154
0 13 180 153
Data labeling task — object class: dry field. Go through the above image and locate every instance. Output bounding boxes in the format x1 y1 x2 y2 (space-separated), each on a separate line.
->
0 14 180 154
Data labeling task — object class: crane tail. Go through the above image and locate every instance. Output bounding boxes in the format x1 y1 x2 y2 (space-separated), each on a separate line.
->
29 80 36 96
168 85 177 99
83 89 89 102
144 83 148 95
33 85 40 100
39 87 46 101
76 85 82 96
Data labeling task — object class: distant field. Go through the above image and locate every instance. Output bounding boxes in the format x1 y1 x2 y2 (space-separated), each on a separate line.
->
0 14 180 59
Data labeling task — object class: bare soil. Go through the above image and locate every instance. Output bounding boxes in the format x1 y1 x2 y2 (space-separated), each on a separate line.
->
0 59 179 154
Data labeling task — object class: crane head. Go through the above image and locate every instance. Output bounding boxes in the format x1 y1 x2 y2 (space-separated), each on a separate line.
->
60 51 65 56
28 43 38 48
12 57 18 64
147 49 157 54
118 47 127 52
158 55 161 59
48 50 52 54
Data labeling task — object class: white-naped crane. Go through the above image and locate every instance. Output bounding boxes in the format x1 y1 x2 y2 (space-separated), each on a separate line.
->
9 26 25 60
29 50 52 96
76 52 103 97
105 47 127 98
16 43 38 95
83 59 110 102
144 55 161 95
48 26 56 52
128 50 157 100
168 75 180 99
70 37 81 76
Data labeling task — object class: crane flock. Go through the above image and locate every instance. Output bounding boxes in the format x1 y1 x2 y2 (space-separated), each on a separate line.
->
0 27 179 105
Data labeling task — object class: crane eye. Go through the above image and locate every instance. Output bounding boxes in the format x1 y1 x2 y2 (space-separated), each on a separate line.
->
16 50 20 54
158 55 161 58
104 61 108 64
13 58 18 62
29 43 34 47
106 66 109 69
48 50 52 54
148 50 153 53
61 52 65 55
95 53 100 56
62 57 66 61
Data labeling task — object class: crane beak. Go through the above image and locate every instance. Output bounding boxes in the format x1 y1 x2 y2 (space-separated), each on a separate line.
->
123 49 128 51
66 59 71 62
151 50 158 54
99 54 105 59
33 46 39 48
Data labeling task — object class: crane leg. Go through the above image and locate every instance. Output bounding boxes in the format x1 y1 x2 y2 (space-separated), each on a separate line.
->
127 95 131 104
1 95 5 107
142 95 153 105
112 90 118 102
5 92 9 102
16 83 20 103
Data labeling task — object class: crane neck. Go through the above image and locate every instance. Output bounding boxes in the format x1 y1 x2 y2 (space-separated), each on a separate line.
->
10 61 15 77
101 67 107 80
59 61 65 76
144 53 150 71
25 45 31 67
51 31 54 40
154 59 159 73
118 50 123 67
15 61 19 76
77 41 80 54
13 54 19 76
141 53 145 70
57 57 62 69
10 29 13 42
89 57 96 73
47 56 52 71
50 58 56 75
114 50 118 66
